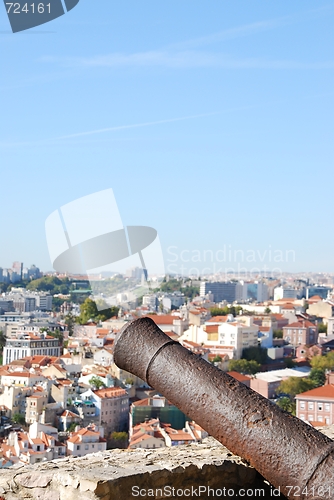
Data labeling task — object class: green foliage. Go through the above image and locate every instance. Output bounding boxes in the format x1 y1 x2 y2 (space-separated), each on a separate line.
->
273 329 283 339
0 330 6 351
242 346 267 365
283 357 296 368
276 397 296 415
310 352 334 371
12 413 26 425
278 377 315 399
318 323 328 334
26 276 71 295
67 422 78 432
65 312 75 336
76 298 119 324
108 431 128 449
264 307 272 314
89 376 106 390
210 306 243 317
41 328 64 344
228 359 261 375
212 355 222 363
124 377 134 385
309 368 326 387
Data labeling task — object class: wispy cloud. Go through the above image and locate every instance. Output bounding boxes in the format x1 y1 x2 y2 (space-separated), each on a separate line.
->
0 105 259 147
41 6 334 71
60 50 333 70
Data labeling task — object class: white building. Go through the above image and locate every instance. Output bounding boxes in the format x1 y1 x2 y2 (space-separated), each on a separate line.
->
3 332 61 364
218 317 259 359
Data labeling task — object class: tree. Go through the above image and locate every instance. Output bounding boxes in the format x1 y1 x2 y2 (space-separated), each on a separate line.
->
108 431 128 449
273 329 283 339
12 413 26 425
276 397 296 415
309 368 326 387
77 298 119 324
228 359 261 375
89 376 106 390
212 355 222 363
242 346 267 365
68 422 78 432
264 307 272 314
283 357 296 368
65 311 75 336
0 330 6 351
310 352 334 371
318 323 328 334
278 377 315 399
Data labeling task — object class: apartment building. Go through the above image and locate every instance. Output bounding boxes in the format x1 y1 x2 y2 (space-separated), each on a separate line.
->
283 321 318 346
296 385 334 425
218 317 259 359
3 332 60 364
80 387 129 435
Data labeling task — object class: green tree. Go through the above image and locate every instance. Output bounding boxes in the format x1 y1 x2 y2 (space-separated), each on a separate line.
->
242 346 267 365
77 298 119 324
108 431 128 449
318 323 328 334
276 397 296 415
273 329 283 339
228 359 261 375
212 355 222 363
12 413 26 425
264 307 272 314
65 311 75 336
68 422 78 432
278 377 315 399
89 376 106 390
0 330 6 351
283 357 296 368
309 368 326 387
310 352 334 371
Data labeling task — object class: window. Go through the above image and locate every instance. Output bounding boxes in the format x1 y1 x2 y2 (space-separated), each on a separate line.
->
308 402 314 410
300 414 305 420
318 403 323 411
77 445 80 450
300 402 305 410
85 445 89 450
325 404 330 411
309 415 314 421
318 416 323 422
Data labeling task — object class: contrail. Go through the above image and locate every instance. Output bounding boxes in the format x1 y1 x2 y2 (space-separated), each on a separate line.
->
54 111 223 140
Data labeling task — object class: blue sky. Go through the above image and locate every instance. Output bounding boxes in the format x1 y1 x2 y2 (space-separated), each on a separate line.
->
0 1 333 275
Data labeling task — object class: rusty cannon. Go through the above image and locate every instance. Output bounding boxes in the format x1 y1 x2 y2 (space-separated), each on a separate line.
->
114 317 334 500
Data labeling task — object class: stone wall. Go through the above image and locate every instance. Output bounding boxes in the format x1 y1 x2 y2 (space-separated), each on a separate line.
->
0 438 287 500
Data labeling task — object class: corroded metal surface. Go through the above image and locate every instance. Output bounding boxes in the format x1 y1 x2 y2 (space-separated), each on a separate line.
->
114 317 334 500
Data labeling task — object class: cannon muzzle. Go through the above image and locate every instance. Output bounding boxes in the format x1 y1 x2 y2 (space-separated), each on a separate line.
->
114 317 334 500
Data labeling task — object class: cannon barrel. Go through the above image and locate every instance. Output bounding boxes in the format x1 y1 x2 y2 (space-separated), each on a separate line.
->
114 318 334 500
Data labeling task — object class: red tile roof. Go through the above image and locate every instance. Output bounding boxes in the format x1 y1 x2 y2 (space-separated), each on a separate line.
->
296 384 334 399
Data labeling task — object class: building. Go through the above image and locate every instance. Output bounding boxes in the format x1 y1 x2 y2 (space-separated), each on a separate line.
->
66 425 107 457
296 385 334 425
306 286 332 300
129 418 206 449
130 396 190 430
3 332 61 364
282 321 318 346
80 387 129 435
200 282 239 303
250 367 310 399
218 317 259 359
274 287 301 301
